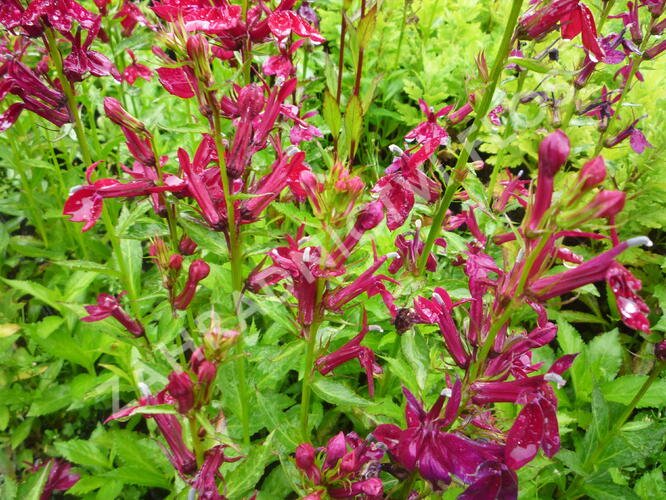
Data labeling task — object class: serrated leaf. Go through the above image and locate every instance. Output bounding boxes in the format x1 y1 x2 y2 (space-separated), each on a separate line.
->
226 433 277 498
101 466 169 488
53 260 119 277
323 90 341 139
55 440 110 469
588 329 623 383
344 95 363 159
603 375 666 408
2 278 62 312
312 377 372 407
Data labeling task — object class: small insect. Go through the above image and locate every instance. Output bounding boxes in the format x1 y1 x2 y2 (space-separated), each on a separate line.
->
548 48 560 61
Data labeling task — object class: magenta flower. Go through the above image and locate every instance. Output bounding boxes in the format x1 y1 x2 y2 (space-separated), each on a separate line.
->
191 445 242 500
27 459 80 500
267 10 325 44
114 0 152 37
166 371 195 414
577 156 606 191
81 292 144 337
174 259 210 310
404 99 452 145
323 254 399 317
156 65 198 99
316 311 383 396
388 222 446 275
20 0 98 37
152 0 242 35
327 201 384 268
373 382 509 487
413 288 470 368
605 117 654 154
63 20 120 82
457 461 518 500
296 443 321 483
530 237 652 300
372 141 442 230
527 130 570 231
106 389 197 477
123 49 153 85
606 263 651 332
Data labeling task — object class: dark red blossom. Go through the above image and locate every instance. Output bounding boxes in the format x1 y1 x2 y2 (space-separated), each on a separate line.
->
82 292 144 337
21 0 98 37
152 0 242 35
123 49 153 85
316 311 383 396
114 0 151 37
606 263 650 332
174 259 210 310
28 459 80 500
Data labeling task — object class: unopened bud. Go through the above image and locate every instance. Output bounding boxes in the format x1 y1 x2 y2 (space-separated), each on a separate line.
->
188 259 210 282
538 129 570 177
186 35 213 87
578 156 606 191
179 236 198 255
168 254 183 271
587 190 626 218
354 201 384 232
655 340 666 362
103 97 147 134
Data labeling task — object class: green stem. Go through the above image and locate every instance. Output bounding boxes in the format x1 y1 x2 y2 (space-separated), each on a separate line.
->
299 280 325 440
417 0 524 273
562 361 665 499
44 28 92 166
336 8 347 104
188 416 204 467
209 97 249 445
487 70 527 205
393 0 409 69
467 304 516 381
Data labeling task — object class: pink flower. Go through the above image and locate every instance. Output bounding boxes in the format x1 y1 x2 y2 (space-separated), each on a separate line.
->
63 20 120 82
316 311 383 396
152 0 242 35
114 0 152 37
404 99 452 145
28 459 80 500
157 65 198 99
174 259 210 310
605 117 654 154
606 263 650 332
82 292 144 337
122 49 153 85
268 10 325 44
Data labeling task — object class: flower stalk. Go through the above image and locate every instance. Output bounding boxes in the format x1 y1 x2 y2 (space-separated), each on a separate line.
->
417 0 525 273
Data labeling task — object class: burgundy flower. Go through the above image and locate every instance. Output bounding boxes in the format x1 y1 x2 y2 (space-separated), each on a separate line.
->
605 117 654 154
192 445 242 500
81 292 144 337
152 0 242 36
606 263 650 332
21 0 98 37
527 130 570 231
388 228 446 275
267 10 325 44
174 259 210 310
28 459 80 500
123 49 153 85
457 461 518 500
529 237 652 300
166 371 195 413
106 389 197 477
295 443 321 483
372 141 442 230
327 201 384 268
323 254 399 317
404 99 452 145
157 65 198 99
316 311 383 396
413 288 470 368
63 20 120 82
114 0 151 37
374 381 505 486
577 156 606 191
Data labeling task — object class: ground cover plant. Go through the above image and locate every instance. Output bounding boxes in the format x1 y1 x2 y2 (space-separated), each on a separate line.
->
1 0 666 498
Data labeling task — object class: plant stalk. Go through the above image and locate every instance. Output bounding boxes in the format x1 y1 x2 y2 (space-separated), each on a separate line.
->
417 0 525 273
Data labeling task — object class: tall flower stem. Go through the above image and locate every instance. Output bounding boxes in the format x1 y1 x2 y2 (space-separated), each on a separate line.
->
562 361 665 499
336 7 348 104
299 279 325 440
209 99 250 445
417 0 524 273
44 28 92 166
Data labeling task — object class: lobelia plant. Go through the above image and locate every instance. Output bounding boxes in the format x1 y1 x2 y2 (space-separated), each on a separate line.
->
0 0 665 499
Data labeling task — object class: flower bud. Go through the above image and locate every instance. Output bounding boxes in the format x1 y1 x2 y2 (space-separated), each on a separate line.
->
167 371 195 413
237 84 264 120
354 201 384 232
655 341 666 362
325 432 346 468
587 190 626 218
196 360 217 386
179 236 198 255
103 97 147 134
538 129 570 177
578 156 606 191
644 39 666 60
168 254 183 271
188 259 210 282
186 35 213 87
295 443 316 470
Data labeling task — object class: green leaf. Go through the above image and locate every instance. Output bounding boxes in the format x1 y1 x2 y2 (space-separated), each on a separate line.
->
603 375 666 408
584 475 641 500
55 440 110 469
401 330 428 392
102 466 169 488
587 329 623 383
357 5 378 48
312 377 372 407
120 238 143 298
2 278 62 312
226 433 277 498
24 460 51 500
344 95 363 159
323 90 342 139
27 385 71 416
506 57 552 74
11 418 33 449
635 469 665 500
53 260 119 277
